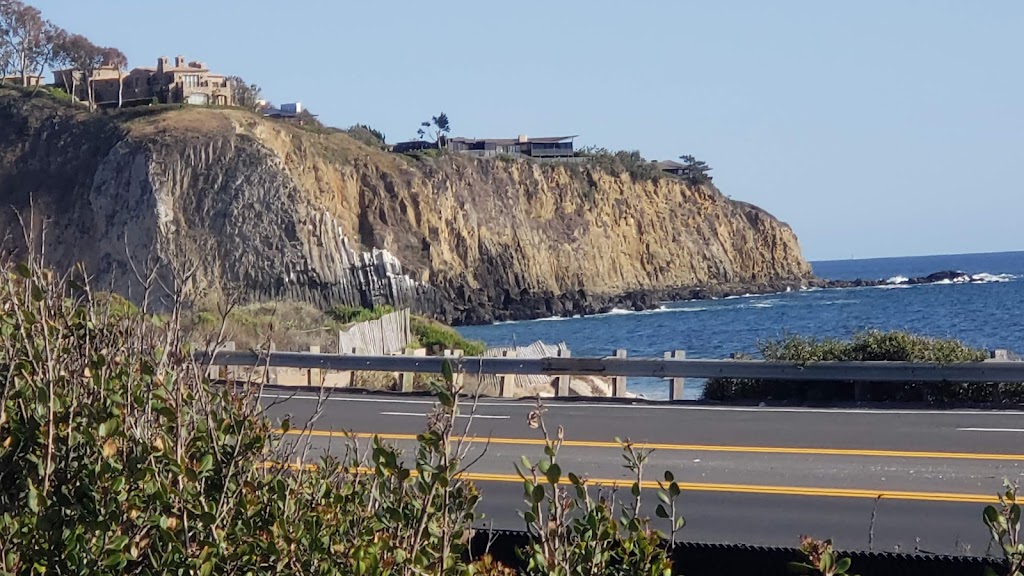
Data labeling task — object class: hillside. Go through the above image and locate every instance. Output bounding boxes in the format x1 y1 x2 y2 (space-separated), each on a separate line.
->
0 89 812 324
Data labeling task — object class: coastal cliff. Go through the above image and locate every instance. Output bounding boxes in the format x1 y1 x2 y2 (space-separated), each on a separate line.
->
0 89 812 324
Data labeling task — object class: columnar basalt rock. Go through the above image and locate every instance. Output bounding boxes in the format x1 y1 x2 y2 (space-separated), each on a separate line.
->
0 90 813 324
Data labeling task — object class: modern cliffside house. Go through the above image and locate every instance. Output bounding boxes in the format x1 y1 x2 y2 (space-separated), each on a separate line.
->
656 160 714 182
655 160 689 176
52 55 233 107
392 140 439 153
447 135 577 158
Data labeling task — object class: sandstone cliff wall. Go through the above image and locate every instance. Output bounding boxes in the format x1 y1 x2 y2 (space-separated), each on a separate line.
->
0 90 812 324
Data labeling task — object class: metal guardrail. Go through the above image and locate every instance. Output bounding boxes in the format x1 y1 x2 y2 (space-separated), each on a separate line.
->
196 349 1024 400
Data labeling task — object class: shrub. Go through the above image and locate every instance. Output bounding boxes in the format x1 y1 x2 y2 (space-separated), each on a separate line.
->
346 124 387 147
515 405 682 575
327 304 395 324
192 301 344 352
702 330 1004 404
0 260 491 574
0 258 695 574
411 316 486 356
790 536 856 576
574 146 662 181
984 479 1024 576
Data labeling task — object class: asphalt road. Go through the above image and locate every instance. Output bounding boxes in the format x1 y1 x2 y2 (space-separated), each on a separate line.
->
260 390 1024 556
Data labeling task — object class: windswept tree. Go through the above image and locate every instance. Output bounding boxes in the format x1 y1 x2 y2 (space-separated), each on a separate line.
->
0 0 60 86
417 112 451 146
227 75 261 110
678 154 713 185
0 38 12 83
57 34 105 111
100 46 126 107
50 31 86 100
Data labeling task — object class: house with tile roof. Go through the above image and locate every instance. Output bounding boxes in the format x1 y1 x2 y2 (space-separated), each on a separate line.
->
53 55 233 107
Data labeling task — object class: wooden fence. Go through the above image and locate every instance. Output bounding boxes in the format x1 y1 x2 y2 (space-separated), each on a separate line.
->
337 308 411 355
196 346 1022 401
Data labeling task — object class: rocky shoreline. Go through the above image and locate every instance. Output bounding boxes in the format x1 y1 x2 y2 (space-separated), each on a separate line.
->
449 270 986 326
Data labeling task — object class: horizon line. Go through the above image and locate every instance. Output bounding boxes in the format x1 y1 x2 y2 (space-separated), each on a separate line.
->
810 248 1024 264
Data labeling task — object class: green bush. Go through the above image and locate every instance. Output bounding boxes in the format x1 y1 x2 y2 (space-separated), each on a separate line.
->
0 261 487 574
345 124 387 147
327 304 395 324
702 330 1005 404
574 146 662 181
0 261 689 574
516 407 682 575
411 316 486 356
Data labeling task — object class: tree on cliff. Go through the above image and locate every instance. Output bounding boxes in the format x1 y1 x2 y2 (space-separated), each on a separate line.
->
228 75 262 111
678 154 713 185
0 0 63 88
0 37 12 83
50 32 86 101
417 112 451 147
56 34 106 111
100 46 127 107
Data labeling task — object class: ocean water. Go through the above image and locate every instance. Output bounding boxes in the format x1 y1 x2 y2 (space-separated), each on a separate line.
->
456 251 1024 399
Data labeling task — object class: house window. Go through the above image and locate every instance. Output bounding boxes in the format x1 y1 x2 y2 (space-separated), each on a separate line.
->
183 74 200 88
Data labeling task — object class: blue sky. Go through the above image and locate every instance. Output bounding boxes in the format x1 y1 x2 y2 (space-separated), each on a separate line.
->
31 1 1023 261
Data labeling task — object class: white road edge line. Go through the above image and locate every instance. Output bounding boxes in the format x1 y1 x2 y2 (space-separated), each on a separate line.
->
258 393 1024 416
957 428 1024 432
380 411 510 420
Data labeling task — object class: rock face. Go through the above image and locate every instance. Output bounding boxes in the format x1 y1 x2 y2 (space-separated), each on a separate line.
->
0 90 813 324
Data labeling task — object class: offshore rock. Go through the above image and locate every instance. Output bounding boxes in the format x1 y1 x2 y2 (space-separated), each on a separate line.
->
0 90 813 324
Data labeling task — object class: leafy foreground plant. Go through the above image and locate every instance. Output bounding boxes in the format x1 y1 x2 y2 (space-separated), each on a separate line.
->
0 258 493 575
984 479 1024 576
515 405 683 575
789 536 857 576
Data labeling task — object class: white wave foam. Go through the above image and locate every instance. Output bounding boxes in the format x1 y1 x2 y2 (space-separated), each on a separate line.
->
823 299 859 305
748 302 775 309
604 308 635 315
972 273 1016 283
885 275 909 285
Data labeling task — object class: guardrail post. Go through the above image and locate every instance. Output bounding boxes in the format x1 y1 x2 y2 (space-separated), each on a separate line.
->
499 350 517 398
266 341 278 385
307 345 321 386
219 341 235 382
610 349 628 397
399 348 427 392
555 349 572 396
442 349 465 388
665 350 686 400
989 349 1010 403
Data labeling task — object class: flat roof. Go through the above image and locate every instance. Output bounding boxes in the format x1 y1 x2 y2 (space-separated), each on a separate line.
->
450 135 578 145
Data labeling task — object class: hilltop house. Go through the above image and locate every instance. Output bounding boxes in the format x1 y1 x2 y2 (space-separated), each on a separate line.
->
393 134 577 158
655 160 689 176
448 135 577 158
52 55 233 107
655 160 713 182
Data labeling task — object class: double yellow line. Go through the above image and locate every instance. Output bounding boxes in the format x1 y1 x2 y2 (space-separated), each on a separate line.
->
276 429 1011 503
283 429 1024 462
